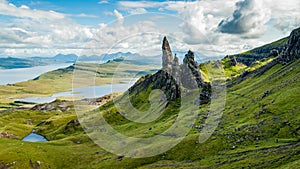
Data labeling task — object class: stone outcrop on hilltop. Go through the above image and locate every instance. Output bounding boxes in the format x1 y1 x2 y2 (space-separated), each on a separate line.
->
129 36 211 103
162 36 174 73
181 50 205 89
171 54 181 84
161 37 205 89
279 28 300 63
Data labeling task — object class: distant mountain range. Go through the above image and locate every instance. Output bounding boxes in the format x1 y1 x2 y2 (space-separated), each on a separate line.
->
0 50 224 70
0 52 138 69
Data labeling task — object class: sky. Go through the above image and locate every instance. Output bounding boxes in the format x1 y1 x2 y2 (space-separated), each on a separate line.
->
0 0 299 58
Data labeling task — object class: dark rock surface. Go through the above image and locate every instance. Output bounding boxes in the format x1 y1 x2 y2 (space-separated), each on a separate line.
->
181 50 205 89
171 54 181 85
279 28 300 63
129 37 210 103
162 36 173 74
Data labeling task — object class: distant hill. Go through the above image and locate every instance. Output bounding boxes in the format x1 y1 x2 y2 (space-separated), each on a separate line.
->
0 52 139 69
228 37 288 66
0 57 46 69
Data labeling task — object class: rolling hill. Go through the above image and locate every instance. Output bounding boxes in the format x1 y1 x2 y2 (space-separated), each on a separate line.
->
0 27 299 168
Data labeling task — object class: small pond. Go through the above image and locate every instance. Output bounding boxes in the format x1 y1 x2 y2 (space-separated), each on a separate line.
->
22 133 48 142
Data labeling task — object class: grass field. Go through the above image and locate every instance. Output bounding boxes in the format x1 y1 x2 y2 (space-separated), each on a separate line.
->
0 57 299 168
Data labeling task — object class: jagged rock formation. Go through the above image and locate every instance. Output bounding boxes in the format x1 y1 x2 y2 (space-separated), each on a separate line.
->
181 50 205 89
162 36 174 73
161 37 205 88
129 37 210 103
279 28 300 63
171 54 181 84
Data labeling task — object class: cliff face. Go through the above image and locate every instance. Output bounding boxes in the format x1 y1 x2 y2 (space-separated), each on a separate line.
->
280 28 300 63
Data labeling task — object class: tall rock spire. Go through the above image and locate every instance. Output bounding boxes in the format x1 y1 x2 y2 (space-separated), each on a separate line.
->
162 36 173 73
181 50 205 89
172 54 181 84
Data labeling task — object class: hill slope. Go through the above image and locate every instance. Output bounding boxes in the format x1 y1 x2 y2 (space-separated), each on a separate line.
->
0 28 299 168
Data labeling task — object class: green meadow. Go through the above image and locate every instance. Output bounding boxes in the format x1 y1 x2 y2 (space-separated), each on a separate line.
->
0 56 299 168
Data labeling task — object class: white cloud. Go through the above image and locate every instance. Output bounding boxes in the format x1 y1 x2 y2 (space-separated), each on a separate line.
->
117 0 300 56
218 0 271 37
99 23 107 29
0 0 96 57
113 9 124 24
128 8 147 15
118 1 165 8
1 0 299 58
103 11 113 16
19 5 29 9
0 0 65 19
74 13 98 18
266 0 300 33
98 0 109 4
87 20 160 56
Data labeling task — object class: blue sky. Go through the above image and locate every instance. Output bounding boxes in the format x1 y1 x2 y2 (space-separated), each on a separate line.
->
0 0 299 57
6 0 178 27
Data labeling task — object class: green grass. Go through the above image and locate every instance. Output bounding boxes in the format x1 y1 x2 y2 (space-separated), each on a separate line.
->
0 57 299 168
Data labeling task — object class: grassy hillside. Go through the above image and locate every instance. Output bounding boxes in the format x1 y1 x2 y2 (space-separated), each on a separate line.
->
0 57 298 168
0 27 299 168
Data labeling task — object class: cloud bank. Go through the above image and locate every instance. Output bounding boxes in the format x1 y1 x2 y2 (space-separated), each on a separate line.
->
0 0 299 57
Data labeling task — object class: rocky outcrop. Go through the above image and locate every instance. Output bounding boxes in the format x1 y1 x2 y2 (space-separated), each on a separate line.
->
279 28 300 63
181 50 205 89
129 70 181 101
82 93 118 106
64 119 81 134
129 37 210 103
0 131 17 139
31 100 73 112
162 36 173 73
171 54 181 85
